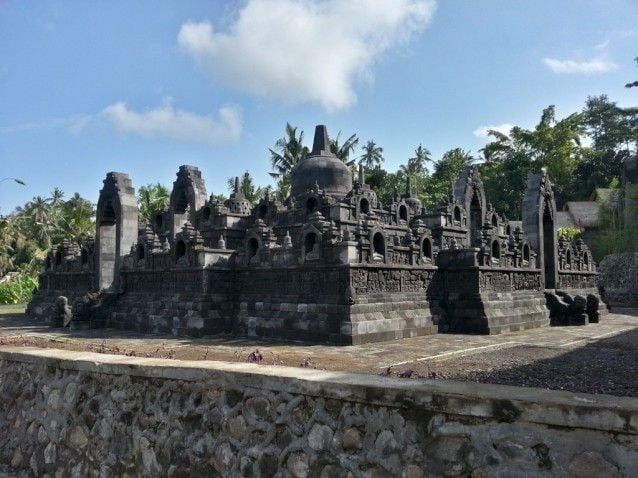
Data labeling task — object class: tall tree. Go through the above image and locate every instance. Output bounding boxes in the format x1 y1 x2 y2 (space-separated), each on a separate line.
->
481 105 584 217
52 193 95 244
401 144 432 176
138 183 170 223
329 131 359 164
269 123 309 179
429 148 475 205
358 140 384 169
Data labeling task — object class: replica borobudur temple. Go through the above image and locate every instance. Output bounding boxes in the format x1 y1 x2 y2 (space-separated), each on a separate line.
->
28 125 607 344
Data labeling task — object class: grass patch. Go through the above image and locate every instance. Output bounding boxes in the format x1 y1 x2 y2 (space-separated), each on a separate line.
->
0 304 27 315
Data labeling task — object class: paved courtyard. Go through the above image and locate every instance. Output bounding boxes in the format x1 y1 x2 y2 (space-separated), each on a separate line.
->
1 306 637 396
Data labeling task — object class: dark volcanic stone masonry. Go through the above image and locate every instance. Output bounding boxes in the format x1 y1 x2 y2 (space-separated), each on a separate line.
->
28 125 605 343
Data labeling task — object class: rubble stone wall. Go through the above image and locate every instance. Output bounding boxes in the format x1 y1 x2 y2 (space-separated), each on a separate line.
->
1 348 637 477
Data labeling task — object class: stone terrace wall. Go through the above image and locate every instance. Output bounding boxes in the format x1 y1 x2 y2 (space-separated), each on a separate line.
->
1 348 637 477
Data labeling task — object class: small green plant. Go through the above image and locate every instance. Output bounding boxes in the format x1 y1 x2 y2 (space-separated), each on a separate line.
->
0 274 38 305
556 227 583 241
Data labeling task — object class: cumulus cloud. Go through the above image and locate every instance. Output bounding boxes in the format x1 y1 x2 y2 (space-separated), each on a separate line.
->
542 58 617 74
178 0 435 111
103 98 242 145
473 123 514 139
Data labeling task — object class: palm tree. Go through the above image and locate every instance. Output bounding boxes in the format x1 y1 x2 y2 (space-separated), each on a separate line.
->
401 144 433 175
138 183 170 222
269 123 310 179
358 140 384 168
330 131 359 165
53 193 95 243
22 196 53 248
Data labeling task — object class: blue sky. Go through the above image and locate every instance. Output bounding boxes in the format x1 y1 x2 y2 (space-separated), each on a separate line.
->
1 0 636 213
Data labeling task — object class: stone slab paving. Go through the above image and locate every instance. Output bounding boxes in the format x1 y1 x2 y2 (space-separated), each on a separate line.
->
0 308 636 377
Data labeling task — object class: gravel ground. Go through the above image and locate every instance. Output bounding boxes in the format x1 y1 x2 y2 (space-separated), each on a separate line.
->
383 331 638 397
1 309 638 398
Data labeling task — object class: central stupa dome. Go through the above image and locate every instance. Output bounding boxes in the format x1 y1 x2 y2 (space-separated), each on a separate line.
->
291 125 353 200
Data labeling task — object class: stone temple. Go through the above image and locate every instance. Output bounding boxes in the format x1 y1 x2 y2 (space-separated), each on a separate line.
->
28 125 607 344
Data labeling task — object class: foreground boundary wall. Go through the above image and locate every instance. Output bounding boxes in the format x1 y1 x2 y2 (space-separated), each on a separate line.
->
1 348 637 477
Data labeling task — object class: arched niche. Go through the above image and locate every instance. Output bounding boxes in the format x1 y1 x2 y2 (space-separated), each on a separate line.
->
136 243 145 261
453 206 462 224
454 166 486 246
422 237 433 261
523 243 530 263
80 248 89 266
96 172 138 291
491 240 501 261
169 165 207 240
522 170 558 289
246 237 260 263
175 240 186 260
399 204 408 222
371 231 386 263
360 198 371 215
306 197 318 214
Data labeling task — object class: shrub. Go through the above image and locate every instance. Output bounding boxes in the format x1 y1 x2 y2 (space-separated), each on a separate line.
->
0 274 38 305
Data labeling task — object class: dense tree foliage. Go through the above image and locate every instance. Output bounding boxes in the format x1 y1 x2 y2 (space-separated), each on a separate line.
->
0 189 96 302
137 183 170 223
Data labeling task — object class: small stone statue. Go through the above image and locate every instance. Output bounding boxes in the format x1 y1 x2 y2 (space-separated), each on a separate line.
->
53 296 72 327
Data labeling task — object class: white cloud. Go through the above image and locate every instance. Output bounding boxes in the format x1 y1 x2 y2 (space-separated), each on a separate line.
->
103 98 242 145
542 58 617 74
178 0 435 111
0 115 92 135
473 123 514 139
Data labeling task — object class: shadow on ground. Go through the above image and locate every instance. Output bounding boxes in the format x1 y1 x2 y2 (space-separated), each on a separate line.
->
406 327 638 397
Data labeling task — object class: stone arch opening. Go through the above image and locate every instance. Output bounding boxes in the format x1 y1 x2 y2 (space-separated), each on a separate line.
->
202 207 211 222
399 204 408 221
136 243 145 261
258 204 268 219
304 232 317 255
491 240 500 260
55 251 62 266
470 191 482 245
154 214 164 230
81 249 88 265
523 243 530 263
491 214 498 227
372 232 385 261
360 198 371 215
584 253 589 270
247 238 259 261
542 200 556 288
174 189 189 214
453 206 461 223
506 224 511 235
306 197 318 214
566 249 571 269
175 240 186 260
422 237 432 260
